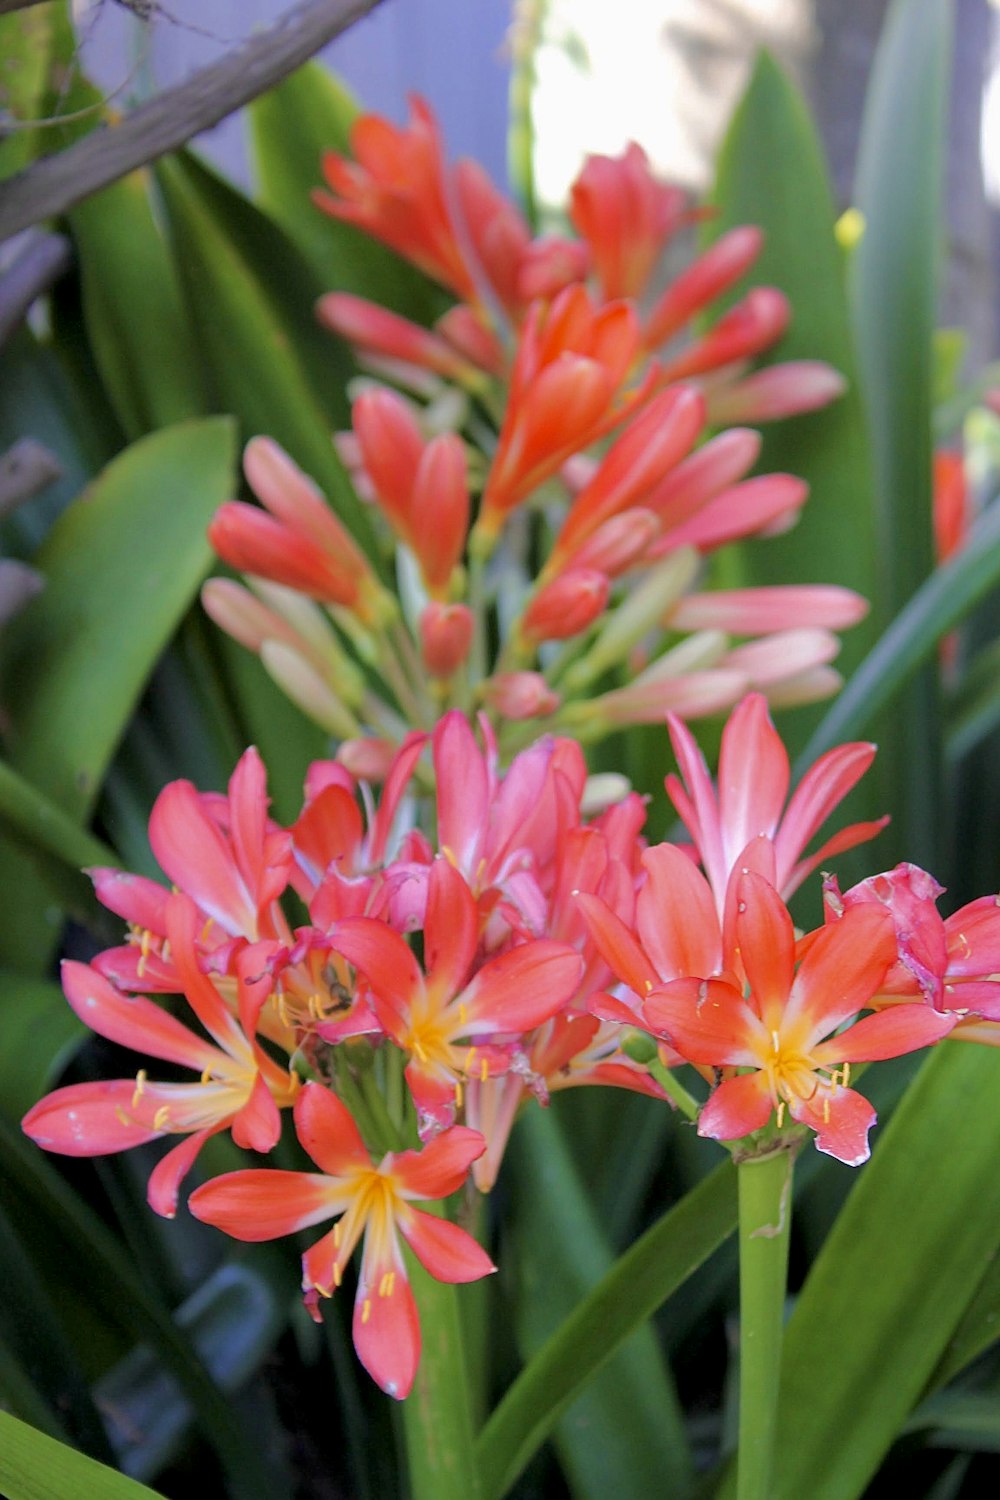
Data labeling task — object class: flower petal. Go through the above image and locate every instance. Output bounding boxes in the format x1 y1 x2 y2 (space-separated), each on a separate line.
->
644 976 761 1065
790 1085 876 1166
189 1167 341 1239
462 940 583 1033
637 844 722 979
812 1003 955 1064
787 902 897 1041
398 1204 496 1282
293 1082 372 1177
353 1258 420 1400
698 1072 773 1142
147 1126 220 1218
735 872 795 1026
60 960 218 1072
392 1126 486 1199
22 1080 161 1156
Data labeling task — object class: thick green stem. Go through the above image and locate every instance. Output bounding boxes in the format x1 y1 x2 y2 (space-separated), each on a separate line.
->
735 1145 795 1500
402 1207 484 1500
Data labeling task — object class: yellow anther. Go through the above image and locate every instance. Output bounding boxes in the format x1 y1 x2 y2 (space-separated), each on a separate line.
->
776 1100 787 1129
413 1038 428 1063
276 990 291 1028
361 1298 372 1325
379 1272 395 1298
771 1030 781 1054
131 1069 148 1109
316 1283 333 1300
140 929 153 960
333 1261 342 1287
115 1107 131 1127
823 1096 831 1123
153 1106 170 1131
480 1057 488 1083
454 1080 464 1109
308 992 324 1019
333 1221 342 1247
466 1046 477 1074
200 1065 214 1086
458 1002 468 1027
200 918 214 944
644 979 653 994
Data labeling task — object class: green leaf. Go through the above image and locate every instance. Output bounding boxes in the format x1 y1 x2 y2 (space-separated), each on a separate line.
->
797 497 1000 768
70 169 205 439
505 1106 693 1500
945 636 1000 763
762 1043 1000 1500
0 7 57 179
0 418 236 970
0 971 85 1124
850 0 952 868
156 151 377 557
0 1412 162 1500
476 1149 736 1499
707 52 880 702
2 417 236 819
0 758 118 873
250 62 442 319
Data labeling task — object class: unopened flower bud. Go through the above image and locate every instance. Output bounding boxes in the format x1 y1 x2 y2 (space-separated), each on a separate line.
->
521 569 610 644
480 672 561 720
420 602 474 678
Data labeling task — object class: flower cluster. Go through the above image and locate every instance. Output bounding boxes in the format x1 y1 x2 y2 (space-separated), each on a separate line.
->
24 696 1000 1393
203 97 861 769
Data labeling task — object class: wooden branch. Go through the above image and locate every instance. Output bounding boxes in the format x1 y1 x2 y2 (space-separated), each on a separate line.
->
0 0 385 244
0 229 72 347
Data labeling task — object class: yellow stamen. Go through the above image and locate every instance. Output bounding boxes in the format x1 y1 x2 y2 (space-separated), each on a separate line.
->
361 1298 372 1325
842 1062 851 1088
333 1220 342 1247
333 1261 342 1287
153 1105 170 1131
480 1057 488 1083
131 1069 147 1109
823 1096 831 1123
776 1100 787 1128
379 1272 395 1298
200 918 214 944
454 1079 464 1109
200 1065 214 1086
458 1002 468 1027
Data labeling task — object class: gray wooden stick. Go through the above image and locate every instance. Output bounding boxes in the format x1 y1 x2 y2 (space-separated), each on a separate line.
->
0 0 384 244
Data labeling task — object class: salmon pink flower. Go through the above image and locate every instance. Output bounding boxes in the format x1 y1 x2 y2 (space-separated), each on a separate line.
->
473 284 652 549
332 857 583 1133
646 873 954 1164
22 893 299 1215
208 439 390 626
666 691 888 916
314 96 480 304
570 142 689 303
189 1083 494 1399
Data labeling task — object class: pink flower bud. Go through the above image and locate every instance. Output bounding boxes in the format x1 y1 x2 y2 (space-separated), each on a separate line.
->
644 226 764 348
481 672 561 720
420 602 474 677
410 434 470 594
335 737 399 782
658 287 790 383
317 293 475 381
566 508 661 576
704 361 847 424
521 569 610 643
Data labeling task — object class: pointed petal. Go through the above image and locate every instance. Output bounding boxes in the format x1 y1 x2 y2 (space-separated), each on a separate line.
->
775 741 877 888
644 977 762 1065
147 1126 219 1218
231 1070 283 1153
398 1205 496 1282
637 844 722 979
60 960 218 1072
392 1126 486 1199
698 1072 773 1142
165 893 248 1057
353 1256 420 1400
812 1003 955 1064
149 778 255 936
574 893 656 995
788 903 897 1040
332 918 423 1019
736 872 796 1025
189 1167 341 1239
791 1085 875 1166
717 693 789 864
462 940 583 1034
424 859 477 1002
293 1082 372 1176
665 712 726 901
22 1080 161 1156
433 712 487 872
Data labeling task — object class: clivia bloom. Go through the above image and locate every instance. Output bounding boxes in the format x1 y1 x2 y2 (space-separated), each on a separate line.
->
665 691 888 917
646 872 955 1164
190 1083 494 1399
331 856 583 1133
22 893 299 1216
